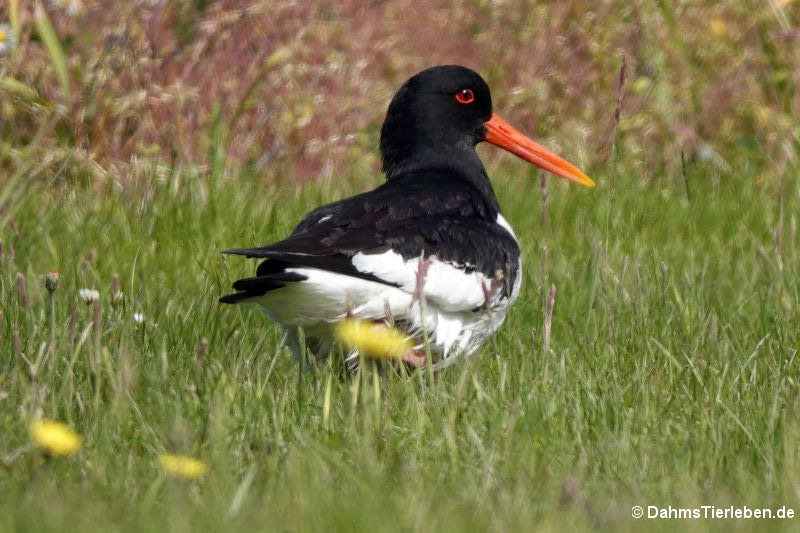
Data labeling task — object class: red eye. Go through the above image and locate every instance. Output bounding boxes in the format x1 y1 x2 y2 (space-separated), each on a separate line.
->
455 89 475 104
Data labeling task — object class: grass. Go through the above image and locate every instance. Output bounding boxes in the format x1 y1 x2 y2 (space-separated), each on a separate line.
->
1 153 799 531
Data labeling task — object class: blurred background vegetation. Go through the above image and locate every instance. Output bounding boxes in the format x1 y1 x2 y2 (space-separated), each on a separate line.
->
1 0 797 189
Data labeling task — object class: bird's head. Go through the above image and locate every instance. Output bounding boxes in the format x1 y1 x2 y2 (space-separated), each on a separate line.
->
380 65 594 188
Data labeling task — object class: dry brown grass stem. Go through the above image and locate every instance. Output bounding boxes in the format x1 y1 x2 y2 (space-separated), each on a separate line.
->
112 274 121 301
92 300 101 337
197 338 209 361
605 54 627 163
13 330 23 358
540 169 548 227
544 284 557 353
16 273 28 308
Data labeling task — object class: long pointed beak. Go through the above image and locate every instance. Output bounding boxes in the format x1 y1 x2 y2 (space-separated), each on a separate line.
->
483 113 595 187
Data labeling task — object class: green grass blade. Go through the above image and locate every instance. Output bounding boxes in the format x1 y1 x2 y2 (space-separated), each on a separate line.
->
34 3 71 98
9 0 20 39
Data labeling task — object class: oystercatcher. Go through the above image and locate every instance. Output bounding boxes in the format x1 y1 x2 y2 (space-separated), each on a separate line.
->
221 65 594 369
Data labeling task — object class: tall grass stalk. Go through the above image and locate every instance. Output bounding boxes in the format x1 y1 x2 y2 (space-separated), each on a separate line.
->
33 4 70 98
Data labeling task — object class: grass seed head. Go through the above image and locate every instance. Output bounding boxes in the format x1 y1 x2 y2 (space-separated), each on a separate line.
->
45 271 60 293
112 274 123 302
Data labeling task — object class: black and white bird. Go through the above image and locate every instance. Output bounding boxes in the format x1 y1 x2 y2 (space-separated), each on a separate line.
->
221 65 594 369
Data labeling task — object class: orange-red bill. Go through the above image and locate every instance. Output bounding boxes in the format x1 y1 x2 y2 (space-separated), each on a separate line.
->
483 113 595 187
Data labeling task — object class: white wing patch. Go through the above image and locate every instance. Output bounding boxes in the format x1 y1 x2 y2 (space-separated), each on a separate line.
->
495 213 522 302
495 213 518 242
351 250 490 312
254 267 413 326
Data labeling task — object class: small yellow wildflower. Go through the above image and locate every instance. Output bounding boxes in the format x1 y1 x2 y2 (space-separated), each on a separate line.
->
709 18 728 38
335 319 413 359
157 454 208 480
29 419 82 456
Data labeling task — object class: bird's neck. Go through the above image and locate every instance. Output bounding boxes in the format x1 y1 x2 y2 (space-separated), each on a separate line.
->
381 144 500 213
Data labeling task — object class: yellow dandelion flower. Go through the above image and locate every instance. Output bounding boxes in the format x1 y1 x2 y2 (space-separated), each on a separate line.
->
335 319 413 359
29 419 82 456
157 454 208 480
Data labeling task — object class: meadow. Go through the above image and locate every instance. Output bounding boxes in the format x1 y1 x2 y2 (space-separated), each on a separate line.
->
1 1 799 532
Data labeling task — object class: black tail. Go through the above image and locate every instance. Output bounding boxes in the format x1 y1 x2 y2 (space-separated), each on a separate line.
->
219 291 259 304
219 271 307 304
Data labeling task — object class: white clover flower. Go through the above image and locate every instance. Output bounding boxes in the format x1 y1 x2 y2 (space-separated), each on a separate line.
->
78 288 100 303
0 24 16 56
133 313 145 323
